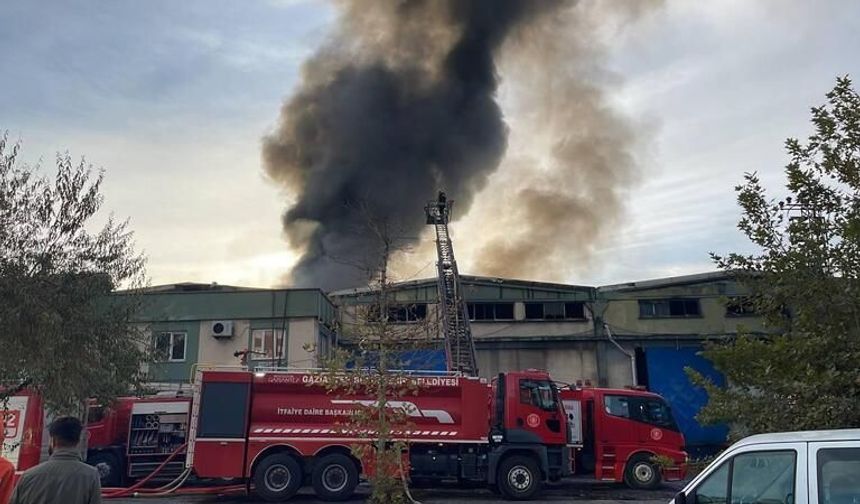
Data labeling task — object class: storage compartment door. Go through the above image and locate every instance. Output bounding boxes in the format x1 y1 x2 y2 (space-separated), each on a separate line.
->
192 381 251 478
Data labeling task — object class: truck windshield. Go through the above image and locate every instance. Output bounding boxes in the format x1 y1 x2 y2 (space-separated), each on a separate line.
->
519 379 558 412
604 394 679 431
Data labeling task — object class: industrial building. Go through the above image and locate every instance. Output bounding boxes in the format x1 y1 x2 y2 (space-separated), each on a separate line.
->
131 271 763 451
134 283 336 386
330 271 765 451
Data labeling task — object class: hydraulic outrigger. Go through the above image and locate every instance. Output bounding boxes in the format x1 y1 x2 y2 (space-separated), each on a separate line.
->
425 192 478 376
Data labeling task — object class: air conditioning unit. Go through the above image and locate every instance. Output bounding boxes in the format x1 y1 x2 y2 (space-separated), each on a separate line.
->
210 320 234 338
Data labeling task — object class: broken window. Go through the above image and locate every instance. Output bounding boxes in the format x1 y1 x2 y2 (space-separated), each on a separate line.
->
639 298 701 318
388 303 428 322
468 302 514 321
525 301 586 320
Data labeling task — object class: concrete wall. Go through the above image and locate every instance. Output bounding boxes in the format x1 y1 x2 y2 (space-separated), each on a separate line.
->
477 341 600 385
600 279 766 338
285 318 319 368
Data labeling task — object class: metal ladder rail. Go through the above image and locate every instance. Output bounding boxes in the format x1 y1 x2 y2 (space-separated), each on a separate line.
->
426 194 478 376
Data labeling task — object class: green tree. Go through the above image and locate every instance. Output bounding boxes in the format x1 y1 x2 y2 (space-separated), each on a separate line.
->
0 134 149 413
689 76 860 438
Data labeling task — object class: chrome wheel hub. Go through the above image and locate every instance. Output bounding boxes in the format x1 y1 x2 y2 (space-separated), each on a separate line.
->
509 466 531 491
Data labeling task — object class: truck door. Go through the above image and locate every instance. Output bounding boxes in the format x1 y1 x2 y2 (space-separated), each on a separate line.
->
189 377 251 478
508 378 566 446
596 393 636 446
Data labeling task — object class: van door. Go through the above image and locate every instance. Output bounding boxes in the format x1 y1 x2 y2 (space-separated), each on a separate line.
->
808 441 860 504
680 442 808 504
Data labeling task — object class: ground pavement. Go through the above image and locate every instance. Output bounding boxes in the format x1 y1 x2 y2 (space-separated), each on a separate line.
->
110 479 682 504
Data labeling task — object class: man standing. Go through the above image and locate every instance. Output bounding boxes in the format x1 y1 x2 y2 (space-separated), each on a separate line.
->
10 417 100 504
0 455 14 504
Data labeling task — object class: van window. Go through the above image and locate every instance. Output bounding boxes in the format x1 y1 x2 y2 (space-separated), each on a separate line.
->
692 450 795 504
817 448 860 504
693 460 729 504
730 451 795 504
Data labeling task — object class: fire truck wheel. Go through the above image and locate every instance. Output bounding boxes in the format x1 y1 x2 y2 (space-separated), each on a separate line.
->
498 455 542 500
87 451 122 488
624 454 662 490
254 453 303 502
311 453 359 501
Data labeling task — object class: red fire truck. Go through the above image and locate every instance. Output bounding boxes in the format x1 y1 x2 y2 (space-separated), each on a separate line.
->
85 395 191 487
559 387 687 489
0 390 43 474
187 368 573 501
3 390 191 488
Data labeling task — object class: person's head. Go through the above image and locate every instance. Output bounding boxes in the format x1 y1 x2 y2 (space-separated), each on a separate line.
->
48 416 83 450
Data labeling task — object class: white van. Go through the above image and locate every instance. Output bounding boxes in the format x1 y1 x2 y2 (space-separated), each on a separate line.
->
672 429 860 504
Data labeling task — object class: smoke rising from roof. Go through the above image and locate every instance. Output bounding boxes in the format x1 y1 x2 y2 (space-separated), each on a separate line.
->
470 2 655 281
264 0 658 290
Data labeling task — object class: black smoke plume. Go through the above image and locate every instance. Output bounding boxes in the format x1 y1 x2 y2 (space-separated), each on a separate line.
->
263 1 568 290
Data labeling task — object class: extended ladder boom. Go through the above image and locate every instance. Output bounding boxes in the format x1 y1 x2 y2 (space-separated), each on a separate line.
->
425 192 478 376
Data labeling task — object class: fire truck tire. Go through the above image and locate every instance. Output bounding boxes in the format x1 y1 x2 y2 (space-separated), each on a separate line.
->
87 451 122 488
624 454 662 490
254 453 303 502
311 453 359 501
498 455 542 500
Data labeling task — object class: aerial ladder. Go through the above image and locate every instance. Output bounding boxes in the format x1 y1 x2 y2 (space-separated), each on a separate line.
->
425 192 478 376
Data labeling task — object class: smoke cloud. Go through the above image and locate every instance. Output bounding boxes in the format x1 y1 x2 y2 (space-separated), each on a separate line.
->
264 0 659 290
456 1 659 282
263 1 569 290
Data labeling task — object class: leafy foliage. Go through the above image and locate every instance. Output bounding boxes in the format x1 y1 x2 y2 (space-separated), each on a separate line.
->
0 134 148 413
689 76 860 438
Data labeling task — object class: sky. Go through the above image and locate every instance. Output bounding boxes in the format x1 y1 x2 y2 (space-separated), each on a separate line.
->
2 0 859 289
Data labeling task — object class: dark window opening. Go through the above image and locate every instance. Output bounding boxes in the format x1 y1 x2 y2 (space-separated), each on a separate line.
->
544 302 565 320
371 303 427 322
639 299 701 318
565 302 586 319
525 302 544 320
525 301 586 320
467 302 514 321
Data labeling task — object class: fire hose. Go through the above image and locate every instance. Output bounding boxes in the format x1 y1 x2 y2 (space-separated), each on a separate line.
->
101 443 245 498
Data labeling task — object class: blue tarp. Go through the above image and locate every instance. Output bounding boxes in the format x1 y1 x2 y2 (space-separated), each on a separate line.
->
644 347 729 454
346 349 448 372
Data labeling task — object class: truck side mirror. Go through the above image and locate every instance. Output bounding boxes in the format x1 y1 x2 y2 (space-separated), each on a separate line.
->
674 491 687 504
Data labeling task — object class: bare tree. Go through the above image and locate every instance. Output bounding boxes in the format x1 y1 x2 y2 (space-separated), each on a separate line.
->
314 205 440 504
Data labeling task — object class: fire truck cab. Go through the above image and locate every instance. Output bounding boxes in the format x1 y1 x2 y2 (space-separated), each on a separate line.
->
560 386 687 489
